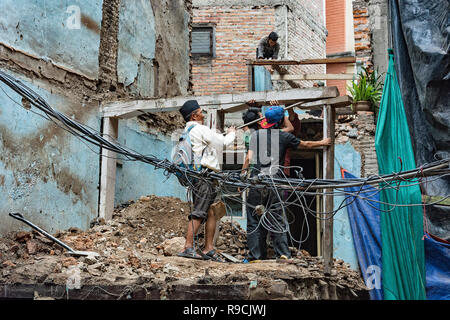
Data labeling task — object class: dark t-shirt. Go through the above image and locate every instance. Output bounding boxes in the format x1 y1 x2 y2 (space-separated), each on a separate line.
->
249 129 300 175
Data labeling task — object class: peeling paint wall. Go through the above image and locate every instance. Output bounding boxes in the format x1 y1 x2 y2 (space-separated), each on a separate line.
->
333 142 361 270
114 120 187 204
0 0 192 235
0 71 100 235
0 0 103 79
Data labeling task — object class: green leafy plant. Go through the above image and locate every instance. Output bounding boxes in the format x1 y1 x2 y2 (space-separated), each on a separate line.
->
348 67 383 111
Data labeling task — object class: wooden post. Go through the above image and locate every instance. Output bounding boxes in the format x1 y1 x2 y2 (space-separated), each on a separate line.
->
323 105 335 275
207 108 226 246
99 117 118 221
315 152 322 257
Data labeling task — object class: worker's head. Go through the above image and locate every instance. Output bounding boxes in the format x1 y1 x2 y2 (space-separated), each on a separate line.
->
180 100 204 124
268 32 278 47
242 108 261 130
260 106 284 129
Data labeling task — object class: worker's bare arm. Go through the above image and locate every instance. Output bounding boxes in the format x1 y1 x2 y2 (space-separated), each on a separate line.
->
298 138 331 149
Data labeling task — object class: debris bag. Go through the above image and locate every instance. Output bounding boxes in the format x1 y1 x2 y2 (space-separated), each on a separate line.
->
424 233 450 300
374 50 426 300
342 169 383 300
389 0 450 240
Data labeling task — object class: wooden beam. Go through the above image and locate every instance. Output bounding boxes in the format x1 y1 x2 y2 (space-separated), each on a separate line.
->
102 87 340 118
299 95 353 110
249 57 356 66
219 87 339 114
271 74 355 81
323 105 336 275
99 117 118 221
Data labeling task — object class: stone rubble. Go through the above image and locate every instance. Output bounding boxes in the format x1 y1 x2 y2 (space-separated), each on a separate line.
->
0 195 369 300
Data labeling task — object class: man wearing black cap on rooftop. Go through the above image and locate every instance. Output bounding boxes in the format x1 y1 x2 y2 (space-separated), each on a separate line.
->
257 31 280 74
177 100 236 261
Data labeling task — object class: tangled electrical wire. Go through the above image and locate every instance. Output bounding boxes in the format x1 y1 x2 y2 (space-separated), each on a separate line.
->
1 70 449 251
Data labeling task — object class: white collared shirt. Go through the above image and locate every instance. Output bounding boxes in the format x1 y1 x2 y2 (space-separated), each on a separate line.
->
185 121 236 172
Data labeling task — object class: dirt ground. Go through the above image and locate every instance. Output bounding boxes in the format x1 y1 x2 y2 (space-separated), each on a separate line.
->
0 195 369 300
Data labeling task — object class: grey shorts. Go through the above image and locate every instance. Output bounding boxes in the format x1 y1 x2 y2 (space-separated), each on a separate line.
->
189 179 217 221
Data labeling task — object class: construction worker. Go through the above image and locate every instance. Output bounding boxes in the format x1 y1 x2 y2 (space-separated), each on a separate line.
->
241 105 331 261
177 100 236 261
256 31 280 74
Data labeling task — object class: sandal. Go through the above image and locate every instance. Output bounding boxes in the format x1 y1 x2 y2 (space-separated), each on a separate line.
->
177 247 203 260
201 249 224 262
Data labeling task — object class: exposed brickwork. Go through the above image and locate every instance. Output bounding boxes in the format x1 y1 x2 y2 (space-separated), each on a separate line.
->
286 6 326 88
192 2 326 96
192 6 276 96
353 1 373 70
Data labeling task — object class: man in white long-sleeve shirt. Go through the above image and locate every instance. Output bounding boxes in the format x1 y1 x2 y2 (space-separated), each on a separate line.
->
177 100 236 261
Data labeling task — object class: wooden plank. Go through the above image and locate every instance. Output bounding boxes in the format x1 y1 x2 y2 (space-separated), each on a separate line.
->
272 74 355 81
249 57 356 66
99 117 118 221
102 87 340 118
323 105 335 275
315 152 322 257
219 87 339 114
298 95 353 110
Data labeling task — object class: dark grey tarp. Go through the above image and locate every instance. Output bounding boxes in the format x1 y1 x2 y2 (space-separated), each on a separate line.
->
389 0 450 240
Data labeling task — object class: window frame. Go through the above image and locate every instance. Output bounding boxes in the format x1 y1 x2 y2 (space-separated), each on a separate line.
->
191 25 216 58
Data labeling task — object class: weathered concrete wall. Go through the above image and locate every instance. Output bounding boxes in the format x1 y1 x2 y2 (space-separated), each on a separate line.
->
114 120 187 204
0 71 100 235
0 1 192 235
0 0 103 80
333 142 361 271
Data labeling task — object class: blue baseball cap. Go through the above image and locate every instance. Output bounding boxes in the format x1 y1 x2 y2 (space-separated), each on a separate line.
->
261 106 284 128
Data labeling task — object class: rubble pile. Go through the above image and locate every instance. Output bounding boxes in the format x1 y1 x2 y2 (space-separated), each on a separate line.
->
0 195 369 300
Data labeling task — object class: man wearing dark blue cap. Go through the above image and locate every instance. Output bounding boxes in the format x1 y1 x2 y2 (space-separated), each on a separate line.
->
177 100 236 261
241 105 331 261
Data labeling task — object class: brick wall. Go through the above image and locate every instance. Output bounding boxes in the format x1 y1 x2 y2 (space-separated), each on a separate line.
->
286 4 326 88
192 6 275 96
192 1 327 96
353 1 373 70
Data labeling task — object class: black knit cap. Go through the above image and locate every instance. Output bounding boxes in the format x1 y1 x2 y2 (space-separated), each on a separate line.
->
180 100 200 122
242 110 259 125
268 31 278 41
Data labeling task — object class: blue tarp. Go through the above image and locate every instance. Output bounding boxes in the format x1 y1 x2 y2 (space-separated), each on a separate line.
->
342 169 383 300
424 233 450 300
343 169 450 300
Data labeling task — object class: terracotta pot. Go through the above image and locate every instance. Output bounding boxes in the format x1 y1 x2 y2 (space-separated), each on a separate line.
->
353 101 371 112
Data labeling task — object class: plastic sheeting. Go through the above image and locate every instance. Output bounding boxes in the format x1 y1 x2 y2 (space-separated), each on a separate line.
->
389 0 450 240
344 169 450 300
424 233 450 300
375 50 426 300
342 169 383 300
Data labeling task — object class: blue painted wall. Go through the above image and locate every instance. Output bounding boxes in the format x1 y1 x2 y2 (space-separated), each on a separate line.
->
117 0 156 94
114 119 187 204
0 0 103 79
333 142 361 270
0 71 100 235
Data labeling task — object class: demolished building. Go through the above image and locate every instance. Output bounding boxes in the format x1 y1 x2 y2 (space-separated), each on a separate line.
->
0 0 448 301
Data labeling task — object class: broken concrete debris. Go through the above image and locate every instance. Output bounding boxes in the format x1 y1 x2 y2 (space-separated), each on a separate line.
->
0 195 369 300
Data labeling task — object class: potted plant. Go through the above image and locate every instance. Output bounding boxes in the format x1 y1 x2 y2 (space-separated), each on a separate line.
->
348 67 383 113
